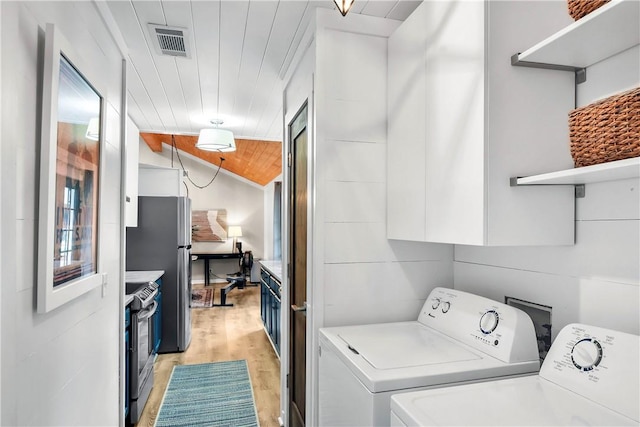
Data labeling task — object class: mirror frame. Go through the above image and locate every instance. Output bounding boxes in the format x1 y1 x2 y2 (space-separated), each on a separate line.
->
37 23 105 313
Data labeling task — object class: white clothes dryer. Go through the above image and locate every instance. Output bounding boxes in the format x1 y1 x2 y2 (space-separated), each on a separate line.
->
318 287 541 426
390 323 639 426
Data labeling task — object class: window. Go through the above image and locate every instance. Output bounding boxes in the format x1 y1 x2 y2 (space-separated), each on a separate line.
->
59 182 79 266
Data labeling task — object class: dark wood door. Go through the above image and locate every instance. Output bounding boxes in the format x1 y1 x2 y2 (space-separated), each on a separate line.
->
288 103 308 427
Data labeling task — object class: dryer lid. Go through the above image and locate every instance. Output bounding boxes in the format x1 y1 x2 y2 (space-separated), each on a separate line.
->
338 323 480 369
390 376 639 426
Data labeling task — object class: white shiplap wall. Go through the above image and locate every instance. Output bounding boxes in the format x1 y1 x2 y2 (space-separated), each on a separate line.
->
313 11 453 330
455 46 640 338
0 1 3 416
1 2 124 425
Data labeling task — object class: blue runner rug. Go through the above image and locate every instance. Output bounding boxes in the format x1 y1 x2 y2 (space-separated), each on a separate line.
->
155 360 259 427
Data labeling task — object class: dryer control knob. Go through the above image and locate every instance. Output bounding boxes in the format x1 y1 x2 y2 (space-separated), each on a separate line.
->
431 298 441 310
441 301 450 313
479 310 499 334
571 338 603 371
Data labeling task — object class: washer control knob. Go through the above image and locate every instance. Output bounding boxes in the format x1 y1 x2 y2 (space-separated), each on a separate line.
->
431 298 441 310
479 310 499 334
441 301 450 313
571 338 603 371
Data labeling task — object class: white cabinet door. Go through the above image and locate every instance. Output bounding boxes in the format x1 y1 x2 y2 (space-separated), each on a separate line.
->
387 0 575 246
125 116 139 227
423 0 485 245
387 3 427 241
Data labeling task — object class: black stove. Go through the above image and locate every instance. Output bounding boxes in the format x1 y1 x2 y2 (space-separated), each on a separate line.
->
127 279 160 424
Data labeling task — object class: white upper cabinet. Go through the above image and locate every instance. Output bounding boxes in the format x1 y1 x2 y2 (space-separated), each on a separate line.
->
125 116 139 227
387 0 576 246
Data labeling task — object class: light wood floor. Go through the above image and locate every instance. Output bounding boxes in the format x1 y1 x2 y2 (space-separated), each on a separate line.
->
134 282 281 427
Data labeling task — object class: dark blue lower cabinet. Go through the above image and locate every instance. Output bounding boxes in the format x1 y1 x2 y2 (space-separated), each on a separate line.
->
268 291 275 344
273 294 281 354
265 288 272 343
260 280 268 324
153 290 162 354
260 267 281 357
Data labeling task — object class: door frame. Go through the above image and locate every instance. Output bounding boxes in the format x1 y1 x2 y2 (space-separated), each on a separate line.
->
281 78 316 427
287 101 309 427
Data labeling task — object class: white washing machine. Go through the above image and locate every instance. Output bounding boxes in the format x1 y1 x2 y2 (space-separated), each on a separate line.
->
390 323 640 426
318 287 541 426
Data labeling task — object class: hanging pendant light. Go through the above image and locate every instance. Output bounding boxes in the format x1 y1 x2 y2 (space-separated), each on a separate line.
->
196 119 236 152
196 2 236 153
334 0 355 16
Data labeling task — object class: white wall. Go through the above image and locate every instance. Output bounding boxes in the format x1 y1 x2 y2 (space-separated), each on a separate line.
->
263 176 282 261
312 11 453 329
455 46 640 339
1 2 123 425
0 5 3 417
137 140 267 282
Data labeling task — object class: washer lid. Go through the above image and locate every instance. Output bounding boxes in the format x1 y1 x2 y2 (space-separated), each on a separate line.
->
338 323 480 369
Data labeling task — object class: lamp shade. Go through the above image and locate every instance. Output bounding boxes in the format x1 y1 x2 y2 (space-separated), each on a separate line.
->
334 0 355 16
228 225 242 238
196 128 236 152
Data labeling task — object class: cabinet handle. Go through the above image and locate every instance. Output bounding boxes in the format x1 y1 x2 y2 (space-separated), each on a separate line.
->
291 302 307 312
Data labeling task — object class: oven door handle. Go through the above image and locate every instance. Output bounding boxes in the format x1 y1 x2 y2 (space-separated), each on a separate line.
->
136 301 158 321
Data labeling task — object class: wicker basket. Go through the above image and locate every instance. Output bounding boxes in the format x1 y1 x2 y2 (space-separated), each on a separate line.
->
567 0 610 20
569 87 640 168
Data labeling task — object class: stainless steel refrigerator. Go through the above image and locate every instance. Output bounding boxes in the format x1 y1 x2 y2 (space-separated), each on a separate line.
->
126 196 192 353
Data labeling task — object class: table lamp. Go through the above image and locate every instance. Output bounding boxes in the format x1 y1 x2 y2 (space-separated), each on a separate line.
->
228 226 242 253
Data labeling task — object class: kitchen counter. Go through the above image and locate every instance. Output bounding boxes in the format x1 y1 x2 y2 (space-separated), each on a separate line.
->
125 270 165 296
125 270 165 284
259 260 282 282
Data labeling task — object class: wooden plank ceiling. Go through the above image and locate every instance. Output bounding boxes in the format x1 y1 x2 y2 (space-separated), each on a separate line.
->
140 133 282 186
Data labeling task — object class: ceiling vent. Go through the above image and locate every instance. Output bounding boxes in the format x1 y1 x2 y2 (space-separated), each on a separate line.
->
148 24 191 58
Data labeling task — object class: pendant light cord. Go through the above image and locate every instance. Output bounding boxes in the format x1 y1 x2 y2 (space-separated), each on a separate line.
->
169 4 226 191
216 1 221 119
171 134 225 189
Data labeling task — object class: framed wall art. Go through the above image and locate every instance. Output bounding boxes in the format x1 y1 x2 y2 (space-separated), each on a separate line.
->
38 23 105 313
192 209 228 242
